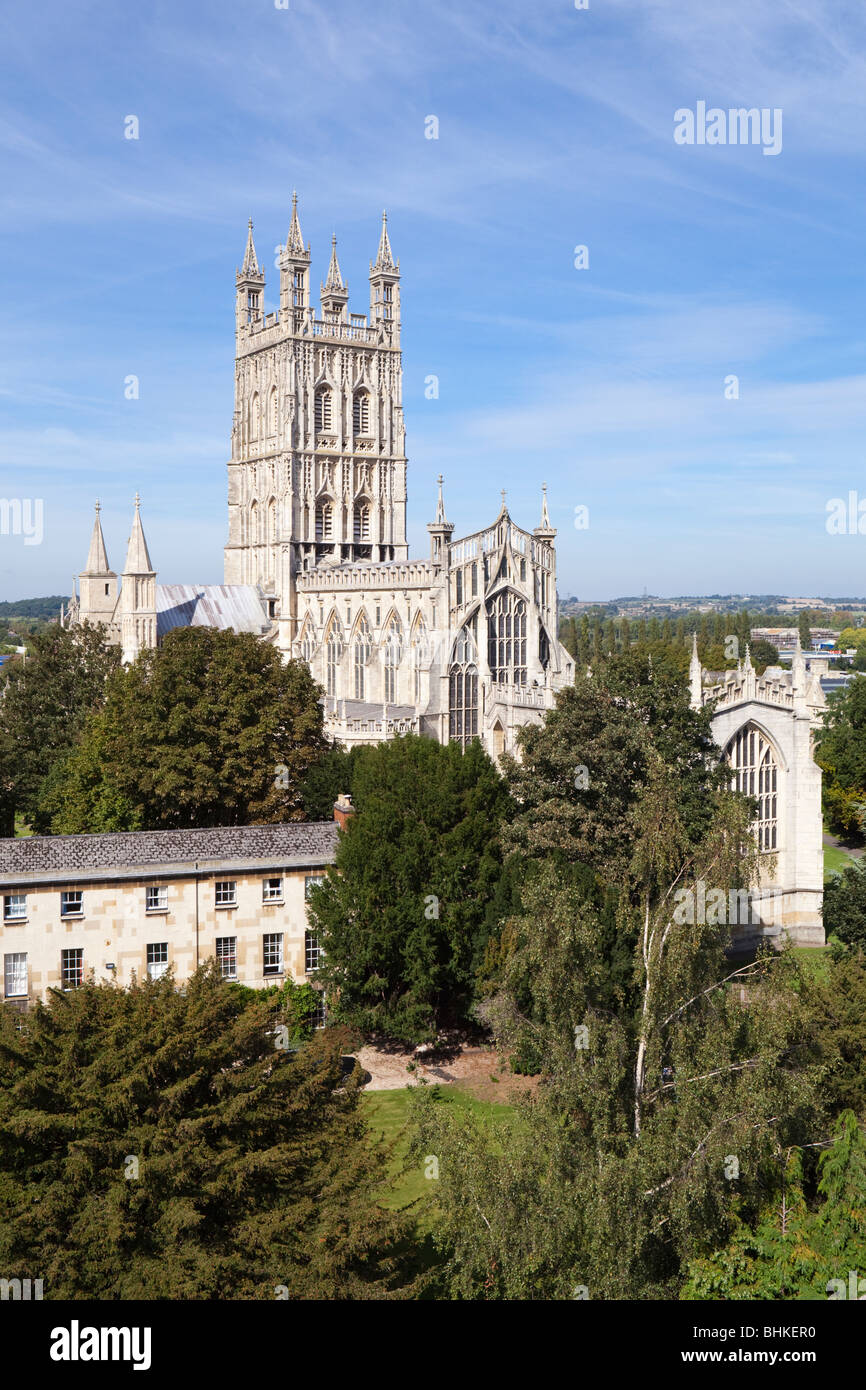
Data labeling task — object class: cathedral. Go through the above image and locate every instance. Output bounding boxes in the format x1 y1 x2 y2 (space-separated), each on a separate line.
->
66 198 575 759
62 195 826 948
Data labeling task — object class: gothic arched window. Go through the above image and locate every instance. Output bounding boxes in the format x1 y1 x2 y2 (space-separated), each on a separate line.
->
249 499 259 545
353 503 371 542
353 613 372 700
449 626 478 748
726 725 779 852
412 614 429 702
269 387 278 435
298 619 315 664
249 392 260 441
353 392 371 435
487 590 527 685
383 613 404 704
315 388 332 432
325 617 344 699
315 500 333 540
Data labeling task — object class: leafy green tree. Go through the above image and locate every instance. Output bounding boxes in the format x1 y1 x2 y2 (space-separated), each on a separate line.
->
682 1111 866 1300
42 627 327 832
0 623 120 834
309 735 511 1042
407 657 822 1299
500 655 727 887
750 638 780 673
799 611 812 651
300 742 361 822
822 863 866 950
0 966 413 1299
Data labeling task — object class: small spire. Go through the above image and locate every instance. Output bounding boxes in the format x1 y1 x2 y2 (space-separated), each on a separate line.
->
240 218 260 276
286 191 306 257
372 209 396 271
435 474 447 524
689 630 703 709
323 234 346 292
124 494 154 575
83 499 111 576
540 484 551 530
743 643 754 673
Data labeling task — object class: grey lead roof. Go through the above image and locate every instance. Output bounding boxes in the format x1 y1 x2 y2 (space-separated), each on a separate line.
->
0 822 339 878
156 584 271 641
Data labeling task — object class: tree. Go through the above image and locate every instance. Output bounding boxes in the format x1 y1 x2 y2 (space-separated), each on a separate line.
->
42 627 328 832
500 654 727 888
816 678 866 838
300 742 361 821
682 1111 866 1300
407 658 822 1299
797 951 866 1121
309 735 511 1042
749 638 779 672
799 611 812 651
0 623 120 833
822 863 866 950
0 967 412 1299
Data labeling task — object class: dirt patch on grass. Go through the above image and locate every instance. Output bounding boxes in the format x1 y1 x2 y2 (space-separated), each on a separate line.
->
356 1041 539 1102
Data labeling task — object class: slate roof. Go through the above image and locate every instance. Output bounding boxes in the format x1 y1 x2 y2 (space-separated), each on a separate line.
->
156 584 271 641
0 822 339 882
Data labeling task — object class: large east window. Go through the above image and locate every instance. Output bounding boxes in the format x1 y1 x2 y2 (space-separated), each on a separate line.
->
487 590 527 685
726 725 779 852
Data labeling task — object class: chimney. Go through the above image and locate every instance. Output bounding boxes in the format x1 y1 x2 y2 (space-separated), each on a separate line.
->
333 792 355 830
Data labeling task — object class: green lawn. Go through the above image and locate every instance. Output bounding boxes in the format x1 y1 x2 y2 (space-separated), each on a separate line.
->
361 1085 515 1223
824 844 857 880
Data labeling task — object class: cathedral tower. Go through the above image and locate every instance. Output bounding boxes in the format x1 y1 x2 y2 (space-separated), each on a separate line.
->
224 197 408 650
77 500 117 625
120 495 157 664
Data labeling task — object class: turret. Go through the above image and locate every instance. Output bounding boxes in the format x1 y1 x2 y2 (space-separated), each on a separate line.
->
120 494 157 665
235 219 265 337
427 475 454 566
78 500 118 625
320 235 349 323
369 210 400 337
689 631 703 709
279 192 311 321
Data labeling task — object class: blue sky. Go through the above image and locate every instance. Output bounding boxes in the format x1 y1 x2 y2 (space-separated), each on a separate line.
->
1 0 866 602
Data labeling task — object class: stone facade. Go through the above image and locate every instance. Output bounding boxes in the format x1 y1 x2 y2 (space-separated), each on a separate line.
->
0 822 339 1005
691 636 826 949
68 198 574 761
